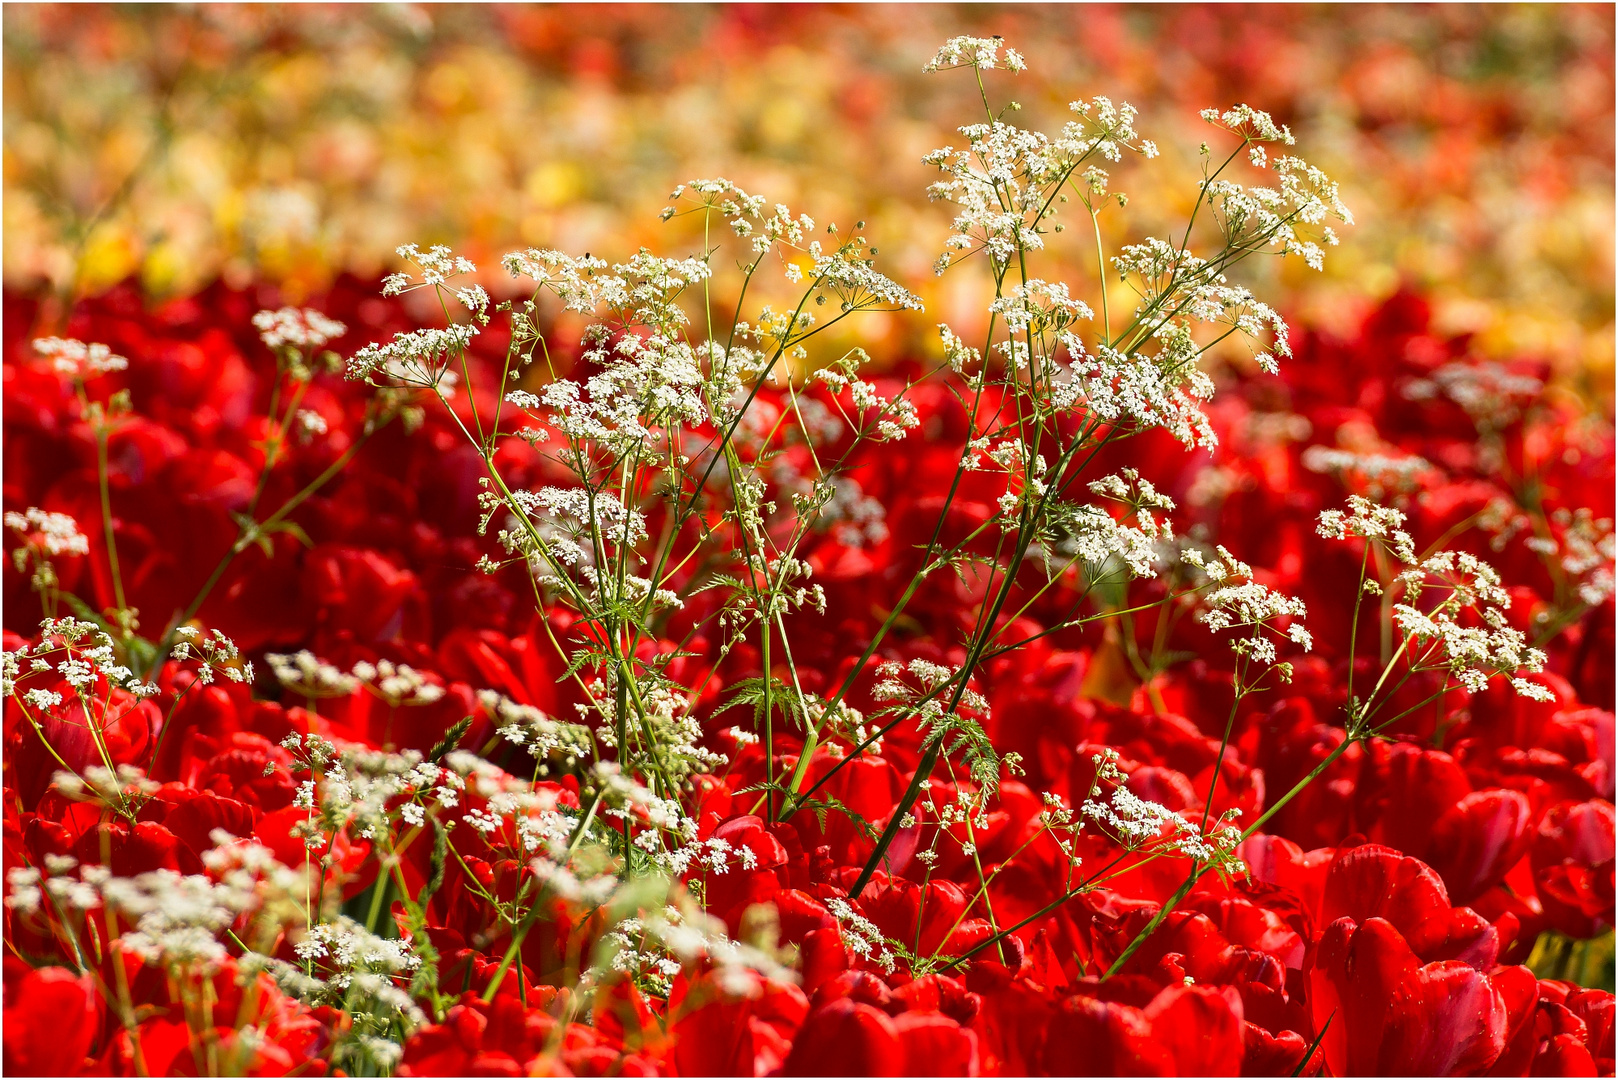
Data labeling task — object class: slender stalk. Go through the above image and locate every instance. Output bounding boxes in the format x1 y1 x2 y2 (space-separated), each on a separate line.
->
94 425 127 615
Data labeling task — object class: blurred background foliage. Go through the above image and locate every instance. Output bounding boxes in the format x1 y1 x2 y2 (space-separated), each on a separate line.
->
4 4 1613 404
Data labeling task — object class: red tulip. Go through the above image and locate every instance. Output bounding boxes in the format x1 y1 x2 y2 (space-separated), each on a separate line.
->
2 966 102 1076
1532 800 1616 938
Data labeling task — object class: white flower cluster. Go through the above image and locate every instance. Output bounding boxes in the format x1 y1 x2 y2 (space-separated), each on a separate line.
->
496 484 649 569
654 834 759 878
266 650 361 698
513 247 711 322
382 243 478 295
170 625 254 686
347 324 476 389
1315 499 1552 700
1393 551 1548 696
1068 96 1157 162
252 307 347 350
51 764 159 814
106 869 246 972
13 841 309 979
1081 783 1184 846
29 841 304 977
907 784 1001 867
874 659 990 723
816 363 919 443
297 738 473 843
1546 508 1616 607
1034 790 1093 871
1316 495 1419 562
5 506 89 557
924 121 1059 270
3 617 158 699
923 35 1026 74
989 279 1093 338
1394 605 1551 700
1049 470 1178 579
1200 104 1295 145
873 659 1006 789
826 896 897 973
522 853 622 909
1302 445 1435 500
1195 107 1352 270
246 944 422 1073
600 900 797 998
503 248 610 312
659 178 766 238
33 337 128 379
1404 361 1543 428
1202 581 1312 666
293 916 422 984
1057 506 1166 580
463 791 582 866
1207 160 1346 271
634 683 730 783
938 324 982 374
750 200 818 257
924 84 1153 272
1110 238 1291 374
603 914 687 994
808 241 924 313
10 859 92 913
540 331 708 452
484 689 595 768
1060 335 1218 448
588 760 697 845
295 408 329 441
1186 546 1312 670
266 915 431 1060
351 658 445 706
972 437 1049 520
1078 750 1245 871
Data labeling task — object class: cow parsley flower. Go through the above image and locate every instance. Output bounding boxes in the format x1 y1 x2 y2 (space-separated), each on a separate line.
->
5 507 89 557
826 897 897 972
384 243 477 295
923 35 1025 74
253 307 347 350
33 337 128 379
1316 496 1418 563
347 324 478 389
267 651 360 698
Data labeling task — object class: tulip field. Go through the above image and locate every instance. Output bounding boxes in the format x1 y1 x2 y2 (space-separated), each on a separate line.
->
3 7 1613 1077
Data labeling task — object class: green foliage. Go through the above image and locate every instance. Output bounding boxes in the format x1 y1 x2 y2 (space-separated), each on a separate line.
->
1528 929 1616 992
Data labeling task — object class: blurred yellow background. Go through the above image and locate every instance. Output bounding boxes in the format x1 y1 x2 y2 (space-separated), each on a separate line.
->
4 4 1612 397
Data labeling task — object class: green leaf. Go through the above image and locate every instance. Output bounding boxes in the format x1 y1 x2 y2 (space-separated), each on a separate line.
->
262 519 314 549
691 574 745 595
1291 1012 1331 1076
796 794 875 840
718 675 808 729
561 642 613 680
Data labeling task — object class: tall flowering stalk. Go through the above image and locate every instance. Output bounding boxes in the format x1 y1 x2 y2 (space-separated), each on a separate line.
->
338 33 1360 974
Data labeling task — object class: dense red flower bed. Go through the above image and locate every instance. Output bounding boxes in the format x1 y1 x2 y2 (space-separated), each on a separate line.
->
3 279 1613 1076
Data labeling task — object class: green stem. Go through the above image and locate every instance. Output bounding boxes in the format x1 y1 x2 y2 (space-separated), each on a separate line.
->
95 427 127 614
